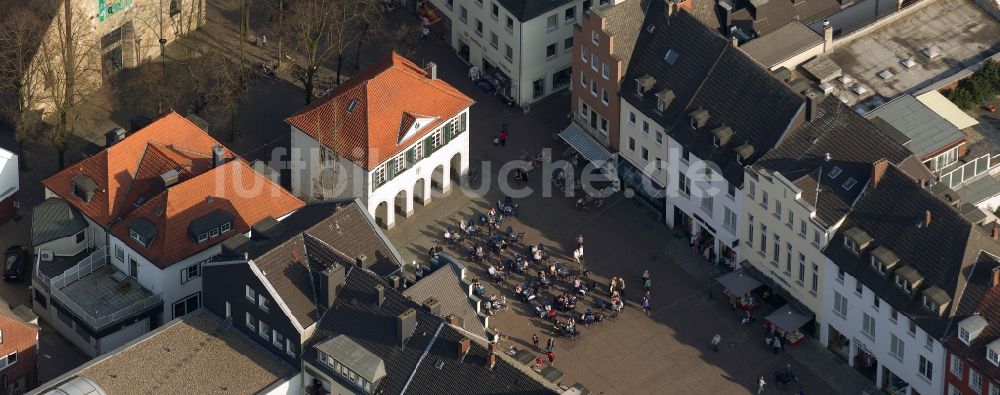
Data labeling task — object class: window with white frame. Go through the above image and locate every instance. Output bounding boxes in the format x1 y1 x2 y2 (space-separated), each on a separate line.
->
990 348 1000 366
258 294 270 312
951 354 963 376
971 368 983 392
837 268 845 283
258 320 270 339
774 200 782 219
701 195 713 216
564 6 575 22
890 334 904 360
919 355 933 381
115 245 124 261
246 312 256 331
799 220 807 236
245 286 256 302
748 180 756 199
372 165 387 187
602 63 609 79
960 327 971 344
762 191 769 209
394 153 406 174
547 14 557 31
601 89 609 105
581 45 588 62
747 214 755 247
642 120 649 134
991 383 1000 395
871 256 889 276
759 224 768 254
834 292 848 317
724 207 736 232
590 79 597 95
628 137 635 151
862 314 875 337
286 338 296 356
679 175 691 196
891 307 898 322
272 329 284 348
180 262 201 284
0 352 16 370
787 209 794 228
579 99 589 117
591 54 598 70
786 244 794 275
656 131 663 145
591 30 599 44
628 112 636 126
772 234 781 265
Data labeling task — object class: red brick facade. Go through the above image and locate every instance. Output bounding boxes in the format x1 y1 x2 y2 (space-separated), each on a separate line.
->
0 315 38 394
571 7 626 150
945 349 1000 394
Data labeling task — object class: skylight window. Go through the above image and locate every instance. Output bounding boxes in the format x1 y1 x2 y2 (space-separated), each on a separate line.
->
347 99 358 113
828 166 842 179
664 49 679 65
842 177 857 190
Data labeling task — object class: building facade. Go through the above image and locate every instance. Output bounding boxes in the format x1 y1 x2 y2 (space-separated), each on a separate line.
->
571 0 645 150
287 53 474 229
0 148 19 228
31 112 303 357
0 309 39 394
426 0 589 106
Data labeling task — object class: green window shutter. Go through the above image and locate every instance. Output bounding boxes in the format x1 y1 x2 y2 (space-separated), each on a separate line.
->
444 123 453 143
458 112 467 133
424 138 433 155
406 148 415 166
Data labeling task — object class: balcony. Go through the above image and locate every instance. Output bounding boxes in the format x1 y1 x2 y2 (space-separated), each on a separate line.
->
43 247 162 331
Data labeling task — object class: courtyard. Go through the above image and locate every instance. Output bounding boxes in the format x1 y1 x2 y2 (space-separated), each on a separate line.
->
383 33 872 395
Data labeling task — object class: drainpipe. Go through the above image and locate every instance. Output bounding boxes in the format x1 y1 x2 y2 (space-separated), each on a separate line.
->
517 17 523 108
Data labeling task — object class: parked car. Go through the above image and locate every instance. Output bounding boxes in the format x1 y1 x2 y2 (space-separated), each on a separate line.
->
4 246 27 281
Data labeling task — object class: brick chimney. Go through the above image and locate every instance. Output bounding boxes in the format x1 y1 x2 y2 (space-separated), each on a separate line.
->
871 159 889 188
993 267 1000 287
458 337 471 358
488 352 497 370
924 210 932 228
993 222 999 240
446 314 461 326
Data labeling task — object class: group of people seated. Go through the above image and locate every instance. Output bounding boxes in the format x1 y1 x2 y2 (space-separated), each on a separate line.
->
553 318 579 338
471 279 486 298
555 292 577 312
483 293 507 315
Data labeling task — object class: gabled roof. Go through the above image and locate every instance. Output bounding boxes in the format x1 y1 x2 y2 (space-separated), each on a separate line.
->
947 255 1000 383
864 94 967 160
496 0 577 22
32 197 89 246
221 200 404 328
754 96 924 227
622 7 804 186
286 52 474 170
824 165 1000 338
42 111 235 226
305 268 558 394
403 254 487 338
593 0 647 70
109 160 304 268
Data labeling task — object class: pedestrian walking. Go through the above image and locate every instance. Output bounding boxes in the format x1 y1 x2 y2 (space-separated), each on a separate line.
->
797 387 805 395
643 271 652 292
610 277 618 295
619 277 626 299
546 337 554 353
757 376 766 394
642 270 650 284
773 337 782 354
642 292 651 315
577 234 584 247
532 334 539 350
547 351 555 366
502 120 509 132
711 334 721 352
573 247 582 264
261 35 267 47
493 135 500 146
499 130 508 146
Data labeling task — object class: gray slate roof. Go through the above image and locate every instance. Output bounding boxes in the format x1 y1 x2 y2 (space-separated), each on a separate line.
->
740 21 823 68
305 268 558 394
754 96 921 227
497 0 577 22
622 7 804 186
315 335 387 382
728 0 840 37
32 197 89 246
865 95 966 159
221 200 405 328
403 254 487 338
824 165 1000 339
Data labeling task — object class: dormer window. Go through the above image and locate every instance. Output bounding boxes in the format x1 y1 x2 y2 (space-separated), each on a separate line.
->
127 217 157 248
989 348 1000 366
870 256 888 276
842 227 872 256
188 209 236 244
71 175 98 203
922 295 937 312
958 315 988 345
844 237 857 254
315 335 385 394
636 74 656 96
655 89 674 112
689 109 710 129
959 327 971 344
921 286 950 316
711 125 733 147
895 275 910 293
894 265 923 295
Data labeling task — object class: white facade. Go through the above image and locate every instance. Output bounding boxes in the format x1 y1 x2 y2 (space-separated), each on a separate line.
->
290 108 470 229
741 169 837 320
619 100 743 266
822 261 945 395
429 0 582 105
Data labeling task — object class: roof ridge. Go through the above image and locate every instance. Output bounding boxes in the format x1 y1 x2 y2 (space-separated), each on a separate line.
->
112 143 155 221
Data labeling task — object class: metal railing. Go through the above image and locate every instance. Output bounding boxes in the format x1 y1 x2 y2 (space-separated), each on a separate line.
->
50 247 108 289
51 287 161 330
940 154 998 188
35 254 50 287
43 246 162 330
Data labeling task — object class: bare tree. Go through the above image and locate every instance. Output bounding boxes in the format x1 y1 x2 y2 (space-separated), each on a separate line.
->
0 7 47 168
288 0 379 104
36 0 103 169
205 53 251 142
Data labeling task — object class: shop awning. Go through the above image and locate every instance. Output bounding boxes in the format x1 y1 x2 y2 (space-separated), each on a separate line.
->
717 269 764 296
766 304 813 333
558 122 615 168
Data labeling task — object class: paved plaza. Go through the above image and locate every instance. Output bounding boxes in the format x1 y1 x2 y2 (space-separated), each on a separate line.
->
382 36 873 395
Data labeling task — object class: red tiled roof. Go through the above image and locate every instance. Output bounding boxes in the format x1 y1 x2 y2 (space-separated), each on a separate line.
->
111 160 304 268
285 52 474 170
42 111 234 225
